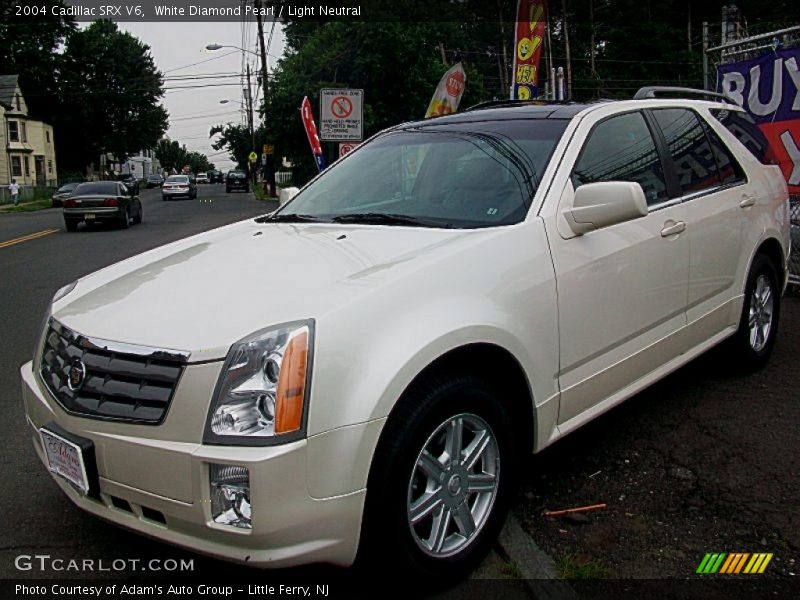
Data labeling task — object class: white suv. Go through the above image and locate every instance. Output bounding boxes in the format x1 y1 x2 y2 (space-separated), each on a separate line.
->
22 90 790 578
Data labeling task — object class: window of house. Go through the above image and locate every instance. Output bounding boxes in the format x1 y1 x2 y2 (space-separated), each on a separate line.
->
11 156 22 177
20 121 27 143
48 160 53 173
15 94 21 112
8 121 19 142
571 111 668 206
24 156 30 177
652 108 720 196
46 130 51 143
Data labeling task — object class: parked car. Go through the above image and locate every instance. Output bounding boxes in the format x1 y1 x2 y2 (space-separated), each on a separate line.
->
161 174 197 200
146 174 164 188
225 170 249 193
116 173 140 195
196 172 209 184
51 182 82 207
62 181 142 231
209 170 224 184
21 89 790 578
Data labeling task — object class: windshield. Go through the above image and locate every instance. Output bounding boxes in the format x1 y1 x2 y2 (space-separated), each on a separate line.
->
74 182 119 195
166 176 189 183
274 119 568 228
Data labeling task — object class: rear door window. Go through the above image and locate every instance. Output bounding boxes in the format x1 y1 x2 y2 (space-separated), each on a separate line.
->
709 108 773 165
652 108 721 196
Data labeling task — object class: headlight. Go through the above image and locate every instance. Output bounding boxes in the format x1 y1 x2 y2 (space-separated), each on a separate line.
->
34 281 78 361
204 320 313 445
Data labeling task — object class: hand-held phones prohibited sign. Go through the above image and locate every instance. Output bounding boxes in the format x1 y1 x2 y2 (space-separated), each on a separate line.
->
320 89 363 141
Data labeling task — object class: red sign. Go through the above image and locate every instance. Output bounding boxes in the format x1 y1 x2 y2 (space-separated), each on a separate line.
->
330 96 353 119
446 71 465 98
339 142 360 158
511 0 547 100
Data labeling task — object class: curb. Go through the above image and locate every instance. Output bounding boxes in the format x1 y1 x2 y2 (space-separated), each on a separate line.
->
496 514 577 599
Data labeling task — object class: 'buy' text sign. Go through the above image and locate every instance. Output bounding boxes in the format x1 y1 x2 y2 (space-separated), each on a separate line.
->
320 89 363 141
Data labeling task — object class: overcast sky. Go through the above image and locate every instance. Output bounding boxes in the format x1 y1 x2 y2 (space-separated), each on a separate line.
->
119 21 285 171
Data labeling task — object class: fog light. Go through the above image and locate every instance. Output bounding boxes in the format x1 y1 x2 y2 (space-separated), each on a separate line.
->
209 464 251 529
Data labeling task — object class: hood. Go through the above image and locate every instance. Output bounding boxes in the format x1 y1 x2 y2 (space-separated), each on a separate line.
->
54 219 476 360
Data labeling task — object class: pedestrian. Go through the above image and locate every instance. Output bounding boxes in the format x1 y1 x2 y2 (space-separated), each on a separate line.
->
8 178 20 206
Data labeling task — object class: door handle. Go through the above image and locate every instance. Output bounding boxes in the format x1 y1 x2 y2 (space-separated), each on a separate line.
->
739 195 757 208
661 221 686 237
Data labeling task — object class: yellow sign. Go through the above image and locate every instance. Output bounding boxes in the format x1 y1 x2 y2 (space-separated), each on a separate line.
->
248 151 258 163
262 144 274 155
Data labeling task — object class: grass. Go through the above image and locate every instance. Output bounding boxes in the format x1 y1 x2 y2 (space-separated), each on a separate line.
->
251 183 278 201
500 559 523 578
555 554 611 579
0 198 54 213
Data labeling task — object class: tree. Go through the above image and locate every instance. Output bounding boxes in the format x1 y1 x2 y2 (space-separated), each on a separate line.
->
55 20 168 173
154 138 214 174
209 123 264 171
0 0 76 120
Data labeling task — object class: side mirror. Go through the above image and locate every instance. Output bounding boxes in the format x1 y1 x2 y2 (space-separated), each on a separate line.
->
563 181 648 235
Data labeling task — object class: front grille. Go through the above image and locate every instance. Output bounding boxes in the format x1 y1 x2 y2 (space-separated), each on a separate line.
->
39 319 189 424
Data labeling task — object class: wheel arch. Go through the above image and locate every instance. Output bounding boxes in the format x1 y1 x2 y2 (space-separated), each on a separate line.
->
751 236 787 290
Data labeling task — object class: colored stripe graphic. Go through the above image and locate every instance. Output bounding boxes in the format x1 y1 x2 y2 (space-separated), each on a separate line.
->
697 553 773 574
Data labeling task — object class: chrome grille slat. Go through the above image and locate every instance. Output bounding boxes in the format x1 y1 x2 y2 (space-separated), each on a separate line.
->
39 319 188 424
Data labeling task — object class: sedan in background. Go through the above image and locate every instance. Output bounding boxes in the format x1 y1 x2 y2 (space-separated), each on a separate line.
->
225 170 249 193
116 173 140 195
51 182 82 207
146 174 164 188
196 172 209 184
63 181 142 232
162 175 197 200
209 170 224 184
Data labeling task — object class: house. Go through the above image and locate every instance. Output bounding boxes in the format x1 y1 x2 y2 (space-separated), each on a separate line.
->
0 75 58 187
98 148 162 180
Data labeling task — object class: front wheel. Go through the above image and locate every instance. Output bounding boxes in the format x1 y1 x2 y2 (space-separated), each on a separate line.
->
728 253 781 370
359 373 518 579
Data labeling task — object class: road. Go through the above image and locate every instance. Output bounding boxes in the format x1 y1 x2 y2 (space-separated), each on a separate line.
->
1 185 797 591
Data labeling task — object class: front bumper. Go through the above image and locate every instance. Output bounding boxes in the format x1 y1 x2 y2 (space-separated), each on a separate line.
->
20 361 367 568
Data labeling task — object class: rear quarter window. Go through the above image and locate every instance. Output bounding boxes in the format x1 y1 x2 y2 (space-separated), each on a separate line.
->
709 109 774 165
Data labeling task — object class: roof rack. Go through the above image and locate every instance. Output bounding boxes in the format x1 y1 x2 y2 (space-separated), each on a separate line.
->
633 86 737 104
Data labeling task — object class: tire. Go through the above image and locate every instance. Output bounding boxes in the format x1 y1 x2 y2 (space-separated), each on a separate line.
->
64 219 78 232
133 203 142 224
225 187 231 193
162 195 167 201
119 208 131 229
359 372 519 580
728 253 781 371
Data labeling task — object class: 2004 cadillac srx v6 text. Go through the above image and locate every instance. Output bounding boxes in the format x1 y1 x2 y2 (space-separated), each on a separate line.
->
22 90 790 578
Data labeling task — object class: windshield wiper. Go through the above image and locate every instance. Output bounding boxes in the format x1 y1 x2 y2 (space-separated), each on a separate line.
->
330 213 438 227
257 213 326 223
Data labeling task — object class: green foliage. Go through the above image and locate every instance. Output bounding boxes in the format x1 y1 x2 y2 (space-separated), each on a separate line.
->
55 20 168 172
0 1 76 121
555 554 611 579
155 139 214 174
209 123 264 171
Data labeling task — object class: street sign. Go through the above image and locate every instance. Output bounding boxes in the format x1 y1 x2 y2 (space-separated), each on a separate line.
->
248 151 258 163
263 144 274 155
261 154 267 166
339 142 360 158
320 89 363 141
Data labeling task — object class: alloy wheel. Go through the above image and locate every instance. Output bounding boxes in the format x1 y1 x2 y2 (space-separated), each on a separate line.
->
407 413 499 558
748 274 774 353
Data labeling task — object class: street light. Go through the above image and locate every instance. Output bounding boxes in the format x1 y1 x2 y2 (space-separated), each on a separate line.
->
205 43 259 57
219 99 244 106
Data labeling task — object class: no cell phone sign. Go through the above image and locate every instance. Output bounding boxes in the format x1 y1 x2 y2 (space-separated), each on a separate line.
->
320 89 363 141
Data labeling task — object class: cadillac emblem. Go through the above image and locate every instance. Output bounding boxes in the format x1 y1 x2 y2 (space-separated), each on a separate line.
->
67 359 87 392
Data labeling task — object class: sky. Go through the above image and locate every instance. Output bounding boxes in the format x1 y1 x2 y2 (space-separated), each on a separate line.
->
119 21 285 171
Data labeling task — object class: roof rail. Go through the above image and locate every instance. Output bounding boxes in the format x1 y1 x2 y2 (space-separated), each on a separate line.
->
633 86 737 104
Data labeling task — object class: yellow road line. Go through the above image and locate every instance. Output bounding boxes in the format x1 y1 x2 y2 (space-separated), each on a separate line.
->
0 228 59 249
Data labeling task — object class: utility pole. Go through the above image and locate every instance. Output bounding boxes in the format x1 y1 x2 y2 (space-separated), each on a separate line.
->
702 21 709 91
562 0 572 100
255 0 275 197
245 64 255 184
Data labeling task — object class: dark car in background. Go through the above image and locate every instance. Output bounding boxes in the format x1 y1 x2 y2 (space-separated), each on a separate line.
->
63 181 142 232
51 182 83 207
225 170 249 193
162 175 197 200
209 170 224 184
116 173 140 195
146 174 165 188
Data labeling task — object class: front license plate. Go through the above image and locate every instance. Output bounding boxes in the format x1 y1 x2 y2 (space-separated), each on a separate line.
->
84 213 95 220
40 428 89 494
